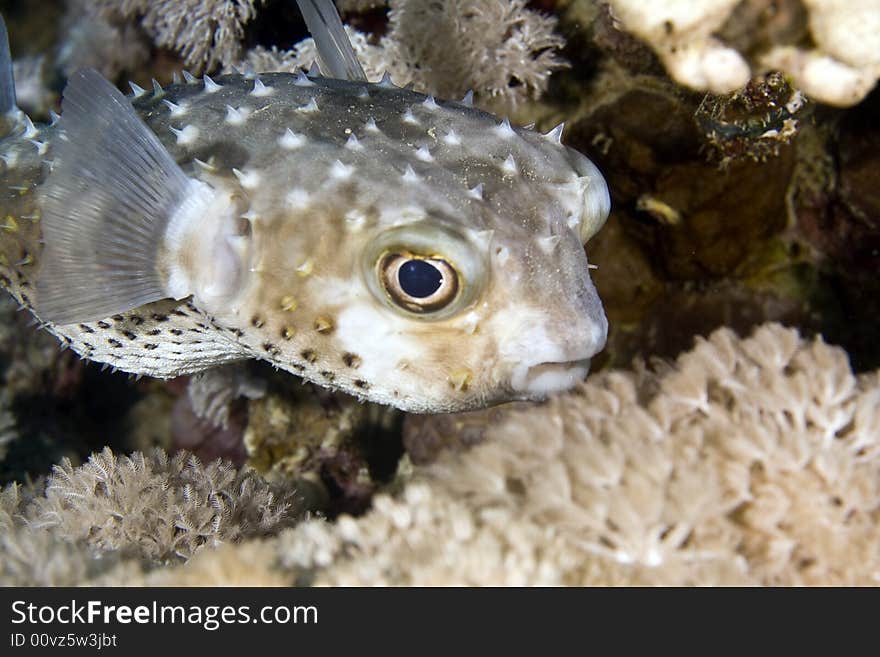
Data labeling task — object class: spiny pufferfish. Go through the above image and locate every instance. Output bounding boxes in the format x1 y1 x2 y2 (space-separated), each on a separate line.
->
0 2 610 413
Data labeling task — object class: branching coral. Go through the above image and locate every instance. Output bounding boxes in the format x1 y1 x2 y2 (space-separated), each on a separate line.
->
384 0 566 109
90 0 265 72
0 447 303 584
0 483 137 586
235 0 566 112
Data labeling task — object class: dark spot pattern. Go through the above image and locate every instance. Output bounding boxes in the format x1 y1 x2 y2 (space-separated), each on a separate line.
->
342 352 361 368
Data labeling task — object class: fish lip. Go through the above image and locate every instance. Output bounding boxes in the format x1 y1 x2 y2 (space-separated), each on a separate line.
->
510 357 591 398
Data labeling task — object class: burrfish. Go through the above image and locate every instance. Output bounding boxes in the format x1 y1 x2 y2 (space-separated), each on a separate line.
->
0 3 610 413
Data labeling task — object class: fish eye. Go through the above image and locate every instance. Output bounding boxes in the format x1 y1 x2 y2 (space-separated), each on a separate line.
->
379 253 459 313
363 224 486 320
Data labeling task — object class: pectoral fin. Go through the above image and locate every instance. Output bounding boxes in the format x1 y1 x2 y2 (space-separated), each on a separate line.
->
36 69 192 325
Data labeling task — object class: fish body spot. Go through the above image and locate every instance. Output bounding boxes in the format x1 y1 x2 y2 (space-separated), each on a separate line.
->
314 316 334 334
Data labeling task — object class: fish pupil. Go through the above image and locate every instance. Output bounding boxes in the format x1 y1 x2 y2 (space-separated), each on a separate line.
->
398 259 442 298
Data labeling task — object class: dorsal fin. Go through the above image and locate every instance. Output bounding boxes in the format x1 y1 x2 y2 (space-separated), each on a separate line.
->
0 15 17 116
36 69 192 325
295 0 367 81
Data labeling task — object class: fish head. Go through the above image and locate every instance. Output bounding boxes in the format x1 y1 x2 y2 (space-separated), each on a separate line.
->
193 105 611 413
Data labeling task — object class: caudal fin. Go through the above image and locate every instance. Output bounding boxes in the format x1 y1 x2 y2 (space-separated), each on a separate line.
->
0 15 17 116
36 69 192 325
295 0 366 81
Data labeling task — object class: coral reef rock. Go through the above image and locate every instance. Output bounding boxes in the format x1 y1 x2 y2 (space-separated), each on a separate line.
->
605 0 880 106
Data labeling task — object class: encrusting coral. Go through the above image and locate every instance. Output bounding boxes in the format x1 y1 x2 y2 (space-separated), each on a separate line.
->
604 0 880 106
605 0 751 96
761 0 880 107
4 324 878 585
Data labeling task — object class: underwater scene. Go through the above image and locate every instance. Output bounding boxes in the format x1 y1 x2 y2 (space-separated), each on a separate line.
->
0 0 878 585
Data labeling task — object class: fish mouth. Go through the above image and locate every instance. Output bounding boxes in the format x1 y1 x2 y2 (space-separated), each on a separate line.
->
511 358 591 398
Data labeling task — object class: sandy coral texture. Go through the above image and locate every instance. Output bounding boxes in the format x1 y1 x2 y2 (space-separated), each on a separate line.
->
3 324 878 585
